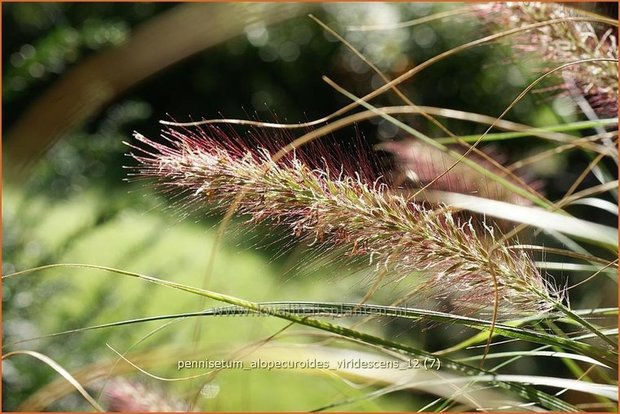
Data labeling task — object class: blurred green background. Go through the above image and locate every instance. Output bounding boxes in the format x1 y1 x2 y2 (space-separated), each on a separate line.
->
3 2 617 411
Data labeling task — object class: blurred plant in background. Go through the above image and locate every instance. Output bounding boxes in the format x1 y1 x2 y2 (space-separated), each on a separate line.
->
3 2 618 412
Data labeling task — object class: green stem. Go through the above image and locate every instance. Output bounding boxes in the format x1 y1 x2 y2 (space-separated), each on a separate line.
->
552 299 618 350
545 321 614 407
435 119 618 144
4 263 582 411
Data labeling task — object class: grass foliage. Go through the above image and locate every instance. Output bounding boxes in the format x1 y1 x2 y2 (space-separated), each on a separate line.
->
3 2 618 412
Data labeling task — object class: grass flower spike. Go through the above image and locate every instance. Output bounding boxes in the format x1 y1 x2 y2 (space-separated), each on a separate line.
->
128 126 562 318
474 2 618 116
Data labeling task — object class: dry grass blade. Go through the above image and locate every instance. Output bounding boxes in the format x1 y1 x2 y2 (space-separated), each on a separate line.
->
2 350 104 411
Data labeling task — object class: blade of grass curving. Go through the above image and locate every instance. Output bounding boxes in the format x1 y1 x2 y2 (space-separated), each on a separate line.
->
105 343 212 382
310 13 550 213
345 6 471 32
567 198 619 215
15 347 196 411
437 307 617 356
2 350 104 411
164 107 613 154
6 303 614 356
323 77 551 208
509 133 616 170
8 303 617 371
163 16 617 142
421 190 618 249
96 318 185 403
1 264 589 410
510 245 617 267
543 321 615 408
535 261 617 275
5 264 617 369
324 58 618 209
435 119 618 145
547 298 618 349
458 350 610 369
330 16 618 131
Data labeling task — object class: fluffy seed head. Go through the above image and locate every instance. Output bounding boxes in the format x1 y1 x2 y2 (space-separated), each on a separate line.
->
127 126 562 317
474 2 618 116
